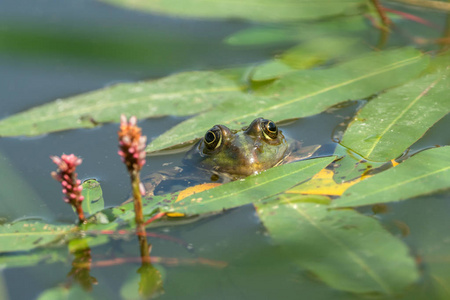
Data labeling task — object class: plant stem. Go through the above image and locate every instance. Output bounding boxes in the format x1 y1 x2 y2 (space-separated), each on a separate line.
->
370 0 391 48
371 0 392 29
75 202 86 224
131 170 144 226
390 0 450 11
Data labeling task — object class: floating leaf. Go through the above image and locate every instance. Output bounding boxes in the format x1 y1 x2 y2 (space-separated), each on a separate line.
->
176 183 222 202
0 71 242 137
225 15 369 46
165 156 335 215
80 179 104 216
0 221 73 253
147 48 429 152
286 169 368 196
341 69 450 161
256 194 419 294
251 60 295 82
252 37 369 81
0 250 64 268
332 145 385 183
332 146 450 208
99 0 365 22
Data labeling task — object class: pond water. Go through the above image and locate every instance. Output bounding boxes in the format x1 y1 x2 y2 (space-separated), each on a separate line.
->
1 1 449 299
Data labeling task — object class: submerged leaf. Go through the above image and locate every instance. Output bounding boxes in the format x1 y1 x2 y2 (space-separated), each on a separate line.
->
165 157 335 215
332 146 450 208
0 71 242 137
147 48 429 152
98 0 365 22
341 68 450 161
256 194 419 294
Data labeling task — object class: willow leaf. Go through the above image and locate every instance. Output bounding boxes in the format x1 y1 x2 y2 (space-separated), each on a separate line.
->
165 156 335 215
147 48 429 152
341 69 450 161
99 0 365 22
0 221 73 253
0 71 242 137
332 146 450 208
257 195 419 294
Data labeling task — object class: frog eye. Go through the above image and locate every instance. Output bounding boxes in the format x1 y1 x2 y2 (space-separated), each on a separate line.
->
204 127 222 150
262 119 278 140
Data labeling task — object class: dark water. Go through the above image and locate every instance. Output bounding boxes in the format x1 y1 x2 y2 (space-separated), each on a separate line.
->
1 1 449 299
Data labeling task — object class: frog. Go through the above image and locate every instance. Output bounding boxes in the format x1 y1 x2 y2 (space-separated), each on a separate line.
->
142 117 320 197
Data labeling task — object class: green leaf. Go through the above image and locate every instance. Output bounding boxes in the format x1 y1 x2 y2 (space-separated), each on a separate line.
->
0 71 242 137
80 179 104 215
165 156 335 215
332 146 450 208
0 221 73 253
225 15 369 46
147 48 429 152
0 250 64 268
252 37 369 81
110 193 178 223
251 60 295 81
98 0 365 22
340 69 450 161
256 194 419 294
332 145 385 183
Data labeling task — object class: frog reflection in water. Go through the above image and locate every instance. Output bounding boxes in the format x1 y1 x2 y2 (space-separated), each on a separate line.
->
145 118 320 196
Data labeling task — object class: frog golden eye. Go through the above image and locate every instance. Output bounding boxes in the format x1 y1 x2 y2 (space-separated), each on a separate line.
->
204 128 222 150
262 119 278 140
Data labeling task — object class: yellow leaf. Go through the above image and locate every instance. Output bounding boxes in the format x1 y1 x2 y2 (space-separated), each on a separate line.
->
176 183 222 202
287 169 370 196
391 159 399 167
166 183 222 218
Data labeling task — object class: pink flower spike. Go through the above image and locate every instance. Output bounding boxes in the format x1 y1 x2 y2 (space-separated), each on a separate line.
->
51 154 85 223
118 115 147 173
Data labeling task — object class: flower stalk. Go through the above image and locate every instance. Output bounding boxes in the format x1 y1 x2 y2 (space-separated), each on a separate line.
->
117 114 147 228
51 154 85 224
